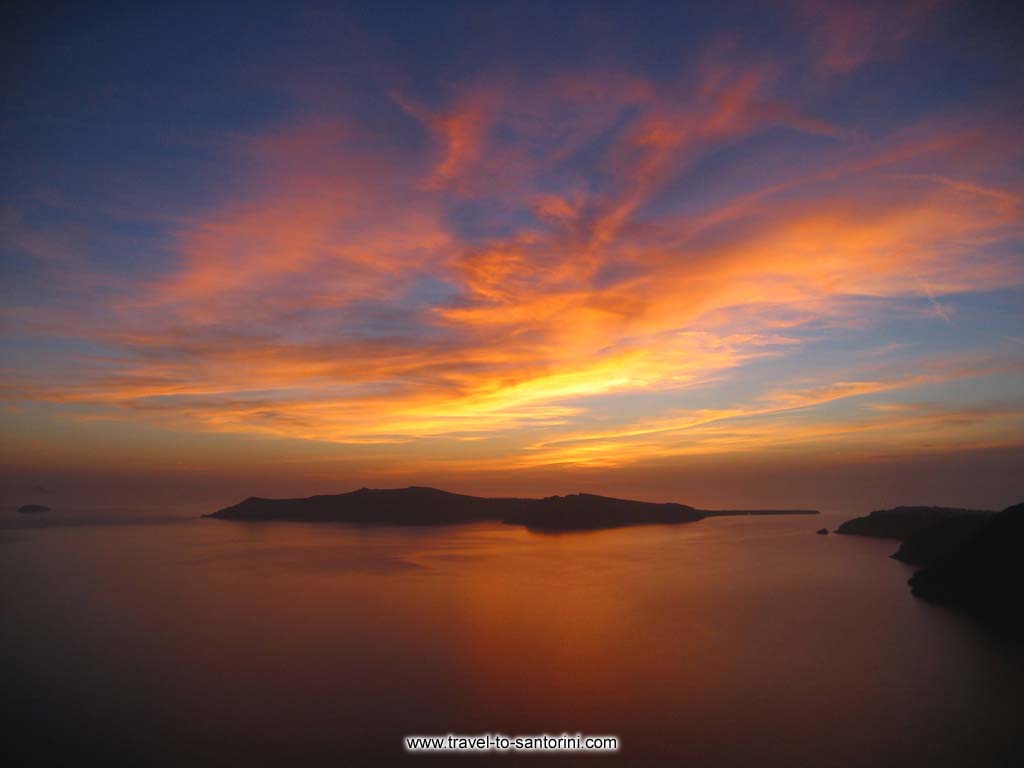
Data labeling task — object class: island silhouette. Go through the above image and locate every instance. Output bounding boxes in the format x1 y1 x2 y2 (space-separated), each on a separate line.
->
17 504 51 514
205 486 818 532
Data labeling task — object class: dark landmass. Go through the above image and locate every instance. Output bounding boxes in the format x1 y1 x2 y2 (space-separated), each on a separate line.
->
892 514 994 567
836 502 1023 641
699 509 819 516
834 506 992 540
503 493 705 530
908 502 1024 640
816 528 829 535
206 486 818 532
211 487 514 525
17 504 51 513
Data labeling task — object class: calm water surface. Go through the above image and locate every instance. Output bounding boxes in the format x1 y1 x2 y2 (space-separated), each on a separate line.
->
3 508 1022 766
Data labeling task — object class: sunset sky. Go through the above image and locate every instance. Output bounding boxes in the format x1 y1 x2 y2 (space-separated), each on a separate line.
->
2 0 1023 511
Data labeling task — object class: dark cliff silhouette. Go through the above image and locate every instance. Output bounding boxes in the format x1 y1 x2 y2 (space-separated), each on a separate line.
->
834 506 992 540
891 514 994 567
836 503 1023 640
206 486 817 532
907 502 1024 640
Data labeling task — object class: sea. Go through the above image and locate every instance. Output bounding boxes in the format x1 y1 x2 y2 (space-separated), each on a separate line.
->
3 507 1022 766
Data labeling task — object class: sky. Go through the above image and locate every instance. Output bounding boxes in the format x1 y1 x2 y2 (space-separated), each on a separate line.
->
2 0 1023 512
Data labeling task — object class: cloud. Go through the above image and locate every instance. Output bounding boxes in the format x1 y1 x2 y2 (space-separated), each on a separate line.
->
2 30 1022 475
793 0 941 75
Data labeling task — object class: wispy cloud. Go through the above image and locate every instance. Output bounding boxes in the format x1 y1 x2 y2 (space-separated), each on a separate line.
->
2 4 1022 480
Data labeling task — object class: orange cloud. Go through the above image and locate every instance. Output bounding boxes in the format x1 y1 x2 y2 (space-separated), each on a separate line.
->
4 60 1022 476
